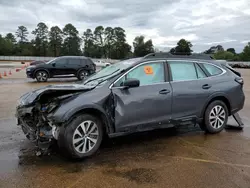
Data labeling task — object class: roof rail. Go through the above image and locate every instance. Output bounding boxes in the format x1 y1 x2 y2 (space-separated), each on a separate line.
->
143 52 214 60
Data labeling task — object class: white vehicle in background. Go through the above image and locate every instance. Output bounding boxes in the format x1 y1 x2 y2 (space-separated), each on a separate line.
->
94 60 111 67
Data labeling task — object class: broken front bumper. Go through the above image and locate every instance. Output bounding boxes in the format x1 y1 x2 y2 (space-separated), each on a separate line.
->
16 105 56 150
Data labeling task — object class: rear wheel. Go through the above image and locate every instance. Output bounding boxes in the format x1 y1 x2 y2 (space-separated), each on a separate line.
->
35 70 48 82
77 70 89 80
58 114 103 159
202 100 228 134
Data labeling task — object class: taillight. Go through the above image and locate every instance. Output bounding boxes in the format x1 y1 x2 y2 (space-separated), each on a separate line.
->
235 77 244 85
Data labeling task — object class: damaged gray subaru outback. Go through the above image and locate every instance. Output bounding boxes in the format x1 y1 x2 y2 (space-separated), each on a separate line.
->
16 53 245 159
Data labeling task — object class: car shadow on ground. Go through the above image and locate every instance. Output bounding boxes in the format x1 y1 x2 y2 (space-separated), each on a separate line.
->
17 125 200 164
17 122 244 174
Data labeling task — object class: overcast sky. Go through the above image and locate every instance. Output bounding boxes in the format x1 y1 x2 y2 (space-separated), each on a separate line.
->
0 0 249 52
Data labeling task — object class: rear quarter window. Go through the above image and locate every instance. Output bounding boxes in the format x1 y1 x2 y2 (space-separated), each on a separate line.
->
203 63 223 76
85 59 94 65
68 58 81 65
79 59 86 65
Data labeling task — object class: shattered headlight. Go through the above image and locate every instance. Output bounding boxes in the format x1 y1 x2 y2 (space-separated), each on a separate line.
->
41 102 59 113
41 94 75 113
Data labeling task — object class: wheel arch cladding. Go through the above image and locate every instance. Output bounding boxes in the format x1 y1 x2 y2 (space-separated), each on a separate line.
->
35 69 50 77
65 107 113 135
202 96 231 118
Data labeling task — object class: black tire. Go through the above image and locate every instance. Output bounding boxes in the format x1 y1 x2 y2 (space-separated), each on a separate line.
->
203 100 228 134
199 123 206 131
35 70 48 82
58 114 103 159
77 70 89 80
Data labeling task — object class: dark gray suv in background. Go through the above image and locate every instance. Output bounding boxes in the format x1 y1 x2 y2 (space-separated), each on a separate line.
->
26 56 96 82
16 53 245 159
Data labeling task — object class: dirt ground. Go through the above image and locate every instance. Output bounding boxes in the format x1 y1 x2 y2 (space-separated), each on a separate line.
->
1 69 250 188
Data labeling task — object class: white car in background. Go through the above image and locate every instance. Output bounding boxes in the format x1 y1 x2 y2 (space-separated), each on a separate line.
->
94 60 111 67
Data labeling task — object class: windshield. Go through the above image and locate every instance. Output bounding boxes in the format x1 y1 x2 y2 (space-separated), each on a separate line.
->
46 58 57 64
83 58 142 85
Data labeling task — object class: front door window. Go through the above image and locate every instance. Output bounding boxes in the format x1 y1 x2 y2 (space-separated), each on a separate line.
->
114 62 165 87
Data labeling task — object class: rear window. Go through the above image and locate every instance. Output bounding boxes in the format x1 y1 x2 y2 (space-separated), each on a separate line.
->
203 64 223 76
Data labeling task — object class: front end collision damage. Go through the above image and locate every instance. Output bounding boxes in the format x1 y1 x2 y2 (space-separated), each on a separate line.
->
16 84 93 151
16 84 115 153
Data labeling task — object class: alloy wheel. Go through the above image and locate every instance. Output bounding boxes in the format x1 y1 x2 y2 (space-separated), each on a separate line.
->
72 120 99 154
80 71 88 80
209 105 226 129
36 72 47 81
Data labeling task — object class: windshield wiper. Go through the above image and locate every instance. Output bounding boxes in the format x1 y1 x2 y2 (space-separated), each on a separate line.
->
83 69 120 85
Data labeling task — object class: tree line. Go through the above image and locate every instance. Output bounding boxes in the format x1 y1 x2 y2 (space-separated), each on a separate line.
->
0 23 154 59
204 44 250 61
169 39 250 61
0 22 249 61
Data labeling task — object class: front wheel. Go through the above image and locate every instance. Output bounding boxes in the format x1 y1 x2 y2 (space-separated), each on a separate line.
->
203 100 228 134
35 70 48 82
58 114 103 159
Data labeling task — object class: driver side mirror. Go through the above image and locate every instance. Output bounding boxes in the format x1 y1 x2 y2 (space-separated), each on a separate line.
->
123 79 140 89
52 63 56 67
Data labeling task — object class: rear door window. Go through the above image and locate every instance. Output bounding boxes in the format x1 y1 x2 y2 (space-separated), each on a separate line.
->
169 61 208 81
202 64 223 76
195 63 207 79
169 61 197 81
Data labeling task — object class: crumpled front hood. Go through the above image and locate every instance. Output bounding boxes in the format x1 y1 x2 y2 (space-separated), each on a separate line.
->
18 84 95 106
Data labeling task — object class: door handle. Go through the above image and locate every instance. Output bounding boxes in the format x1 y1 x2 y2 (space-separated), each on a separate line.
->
202 84 211 89
159 89 170 94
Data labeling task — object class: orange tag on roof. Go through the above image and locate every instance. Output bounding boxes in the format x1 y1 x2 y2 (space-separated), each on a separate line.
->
144 66 153 74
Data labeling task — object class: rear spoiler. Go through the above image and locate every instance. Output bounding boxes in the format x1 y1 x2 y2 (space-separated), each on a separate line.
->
214 60 241 77
226 65 242 77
